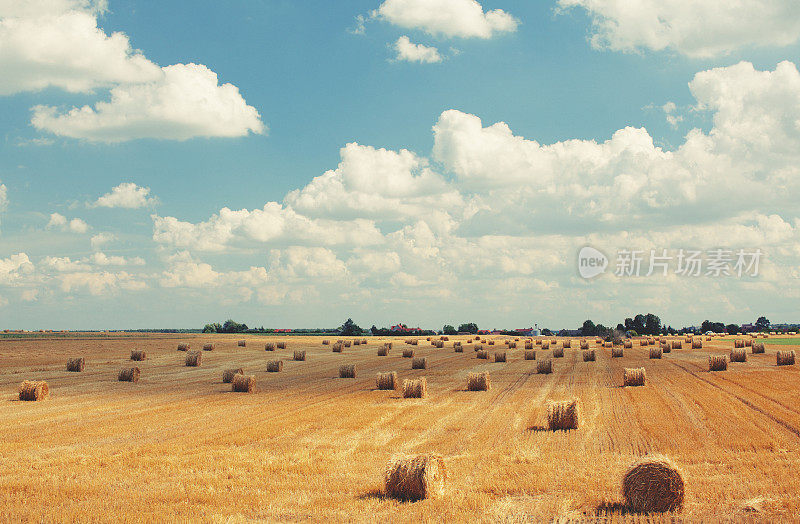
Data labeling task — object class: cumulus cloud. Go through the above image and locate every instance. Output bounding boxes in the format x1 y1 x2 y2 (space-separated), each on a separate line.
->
59 270 145 295
0 253 35 284
32 63 265 142
373 0 518 39
557 0 800 57
159 251 220 288
92 182 156 208
0 182 7 211
90 232 116 248
393 36 442 63
47 212 89 233
0 0 162 95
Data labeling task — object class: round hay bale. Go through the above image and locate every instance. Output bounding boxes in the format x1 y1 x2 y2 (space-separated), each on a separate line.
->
343 341 352 348
494 351 507 363
185 351 202 367
579 340 589 350
18 380 49 401
525 341 534 350
322 339 330 345
354 339 361 346
412 357 427 369
473 344 483 352
385 342 393 349
467 372 490 391
752 342 766 354
623 456 684 513
541 341 550 350
410 339 418 346
672 341 682 350
488 340 495 346
237 340 246 347
177 343 190 351
563 340 572 349
553 346 564 358
377 346 389 356
537 358 552 374
745 339 752 347
661 342 671 354
293 350 306 361
277 342 287 350
402 348 414 358
130 350 146 361
376 371 398 390
709 355 728 371
66 357 85 372
476 349 488 360
604 341 613 349
266 360 284 372
339 364 356 378
384 454 446 501
118 367 140 383
265 343 276 351
536 339 543 345
583 350 596 362
524 349 536 360
626 340 634 349
777 350 795 366
232 374 256 392
730 348 747 363
402 377 427 398
203 343 215 351
454 345 464 353
692 340 703 349
612 346 624 358
624 368 646 387
332 342 344 352
649 347 662 359
222 368 243 383
547 399 580 430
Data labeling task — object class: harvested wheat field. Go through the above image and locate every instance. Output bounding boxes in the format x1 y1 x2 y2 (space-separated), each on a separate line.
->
1 333 800 521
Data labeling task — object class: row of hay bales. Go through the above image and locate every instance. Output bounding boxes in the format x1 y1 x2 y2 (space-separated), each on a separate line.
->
383 452 683 513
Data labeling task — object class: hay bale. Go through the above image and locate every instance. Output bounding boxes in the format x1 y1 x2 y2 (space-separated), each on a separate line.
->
595 338 603 344
339 364 356 378
322 339 330 345
454 345 464 353
185 351 202 367
649 347 662 359
623 368 646 387
332 342 344 353
467 371 490 391
537 358 552 374
66 357 85 372
752 342 765 354
232 374 256 392
411 339 418 346
385 342 393 349
563 340 572 349
661 342 671 354
604 342 613 349
709 355 728 371
18 380 49 401
536 339 543 346
384 454 446 501
547 399 580 430
354 339 361 346
494 351 507 363
378 346 389 356
730 348 747 363
118 367 140 383
222 368 243 383
130 350 146 361
639 339 647 347
777 350 795 366
624 340 633 349
623 456 684 513
508 342 517 349
293 350 306 361
476 349 488 360
525 341 534 350
203 343 215 351
524 350 536 360
412 357 427 369
434 340 444 349
612 346 624 358
541 341 550 349
265 343 276 351
745 339 752 347
583 349 596 362
177 343 190 351
553 346 564 358
672 341 682 350
402 378 427 398
402 348 414 358
488 340 495 346
277 342 287 350
344 341 352 348
473 344 483 352
376 371 398 390
692 340 702 349
580 340 589 350
238 340 246 347
266 360 283 372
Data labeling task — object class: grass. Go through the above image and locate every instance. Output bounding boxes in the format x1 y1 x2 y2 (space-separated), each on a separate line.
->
759 338 800 346
0 334 799 521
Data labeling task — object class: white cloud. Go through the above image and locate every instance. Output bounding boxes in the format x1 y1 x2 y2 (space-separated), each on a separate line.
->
0 0 162 95
661 101 683 128
90 232 116 248
89 251 145 266
0 182 7 211
393 36 442 63
42 255 90 272
32 63 265 142
0 253 35 284
557 0 800 58
268 247 348 280
47 212 89 233
59 270 145 295
159 251 220 288
93 182 156 208
374 0 518 39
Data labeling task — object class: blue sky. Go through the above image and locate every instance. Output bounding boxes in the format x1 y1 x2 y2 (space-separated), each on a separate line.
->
2 0 800 330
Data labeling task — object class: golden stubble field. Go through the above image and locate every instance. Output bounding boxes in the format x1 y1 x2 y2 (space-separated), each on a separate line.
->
1 333 799 522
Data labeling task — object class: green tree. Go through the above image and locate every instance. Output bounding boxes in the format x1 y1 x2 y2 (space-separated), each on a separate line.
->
222 319 248 333
442 325 457 335
202 323 222 333
339 318 363 336
644 314 661 335
755 316 770 331
457 323 479 334
726 324 740 334
580 320 597 336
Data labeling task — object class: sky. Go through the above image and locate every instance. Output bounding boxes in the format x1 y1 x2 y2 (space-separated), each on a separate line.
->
2 0 800 331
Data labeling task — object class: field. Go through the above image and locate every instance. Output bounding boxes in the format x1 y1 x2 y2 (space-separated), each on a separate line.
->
1 334 799 522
